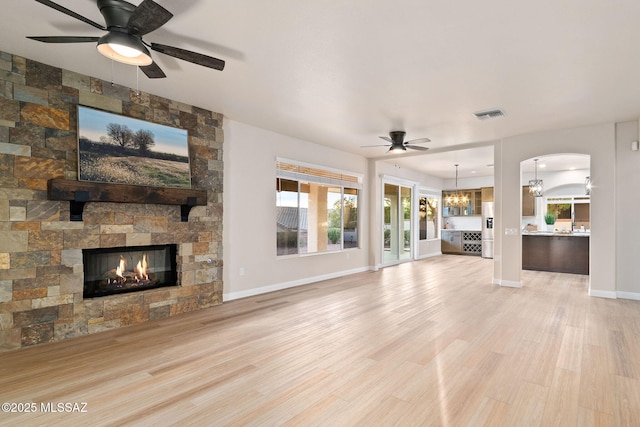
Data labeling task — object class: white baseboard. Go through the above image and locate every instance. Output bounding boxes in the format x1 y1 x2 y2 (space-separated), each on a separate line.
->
588 289 617 299
496 279 522 288
223 266 371 301
616 291 640 301
417 252 442 260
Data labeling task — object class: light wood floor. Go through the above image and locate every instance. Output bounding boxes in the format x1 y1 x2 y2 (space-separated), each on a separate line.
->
1 255 639 426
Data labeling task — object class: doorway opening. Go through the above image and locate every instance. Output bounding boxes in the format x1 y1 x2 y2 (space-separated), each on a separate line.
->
520 154 591 275
383 182 413 265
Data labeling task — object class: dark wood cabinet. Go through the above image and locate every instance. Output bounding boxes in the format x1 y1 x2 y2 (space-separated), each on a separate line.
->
522 235 589 275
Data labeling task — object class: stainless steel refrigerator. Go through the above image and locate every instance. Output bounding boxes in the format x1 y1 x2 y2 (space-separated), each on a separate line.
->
482 202 494 259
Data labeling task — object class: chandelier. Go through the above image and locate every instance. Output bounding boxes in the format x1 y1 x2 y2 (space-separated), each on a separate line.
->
445 164 469 208
529 158 543 197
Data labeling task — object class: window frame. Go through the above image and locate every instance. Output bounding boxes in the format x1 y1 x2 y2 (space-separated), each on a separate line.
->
418 191 441 241
545 194 590 229
276 158 362 257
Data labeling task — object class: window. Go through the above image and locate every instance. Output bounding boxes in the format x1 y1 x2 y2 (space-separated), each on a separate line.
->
419 195 439 240
276 160 361 256
546 196 590 230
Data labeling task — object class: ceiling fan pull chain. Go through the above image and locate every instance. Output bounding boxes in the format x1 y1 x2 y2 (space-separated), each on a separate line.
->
136 66 140 99
110 57 114 87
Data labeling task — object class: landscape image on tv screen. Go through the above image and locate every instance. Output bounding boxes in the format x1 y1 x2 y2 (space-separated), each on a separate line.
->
77 106 191 189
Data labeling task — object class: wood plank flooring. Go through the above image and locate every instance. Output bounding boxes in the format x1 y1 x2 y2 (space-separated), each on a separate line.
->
1 255 639 426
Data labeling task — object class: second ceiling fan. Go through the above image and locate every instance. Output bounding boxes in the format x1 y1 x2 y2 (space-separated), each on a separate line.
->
362 131 430 153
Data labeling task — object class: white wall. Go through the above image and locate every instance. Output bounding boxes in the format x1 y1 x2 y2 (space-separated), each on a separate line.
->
445 216 482 230
442 175 494 190
224 118 640 301
223 119 369 300
521 169 590 190
615 120 640 298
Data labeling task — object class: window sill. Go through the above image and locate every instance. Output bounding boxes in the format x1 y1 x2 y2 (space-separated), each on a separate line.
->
277 247 360 259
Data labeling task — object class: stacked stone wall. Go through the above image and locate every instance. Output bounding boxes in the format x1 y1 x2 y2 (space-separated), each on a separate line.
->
0 51 223 352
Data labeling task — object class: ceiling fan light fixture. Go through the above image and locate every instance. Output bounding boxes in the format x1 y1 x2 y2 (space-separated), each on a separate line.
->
29 0 226 78
388 144 407 153
97 32 152 66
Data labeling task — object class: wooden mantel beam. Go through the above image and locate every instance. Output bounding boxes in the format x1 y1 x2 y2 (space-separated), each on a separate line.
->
47 179 207 222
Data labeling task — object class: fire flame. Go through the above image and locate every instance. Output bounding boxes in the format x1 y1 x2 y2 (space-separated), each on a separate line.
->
111 254 149 285
135 254 149 281
116 257 126 279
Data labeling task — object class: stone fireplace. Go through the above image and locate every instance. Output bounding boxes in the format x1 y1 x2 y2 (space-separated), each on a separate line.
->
0 51 224 352
83 244 178 298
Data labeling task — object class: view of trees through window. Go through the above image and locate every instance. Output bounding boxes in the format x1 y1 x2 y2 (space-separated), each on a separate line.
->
277 178 359 256
419 196 439 240
546 196 590 230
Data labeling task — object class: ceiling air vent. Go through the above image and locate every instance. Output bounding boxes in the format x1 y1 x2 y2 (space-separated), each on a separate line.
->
473 108 505 120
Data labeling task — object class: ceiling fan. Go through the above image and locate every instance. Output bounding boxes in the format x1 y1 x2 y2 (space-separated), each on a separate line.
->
362 131 430 153
27 0 225 78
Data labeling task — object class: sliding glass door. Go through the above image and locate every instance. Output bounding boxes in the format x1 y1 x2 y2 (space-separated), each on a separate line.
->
383 182 413 264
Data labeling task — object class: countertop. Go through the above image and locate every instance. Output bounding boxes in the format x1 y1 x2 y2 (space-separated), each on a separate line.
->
522 231 590 237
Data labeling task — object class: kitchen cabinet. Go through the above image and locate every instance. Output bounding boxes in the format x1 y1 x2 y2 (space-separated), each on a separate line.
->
472 190 482 215
481 187 494 202
442 189 482 217
462 231 482 255
441 230 462 254
522 185 535 216
441 230 481 255
522 234 589 274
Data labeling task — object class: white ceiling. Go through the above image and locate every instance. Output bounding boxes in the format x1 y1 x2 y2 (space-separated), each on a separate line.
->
1 0 632 178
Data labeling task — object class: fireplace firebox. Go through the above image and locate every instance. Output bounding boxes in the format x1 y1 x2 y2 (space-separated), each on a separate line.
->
83 244 178 298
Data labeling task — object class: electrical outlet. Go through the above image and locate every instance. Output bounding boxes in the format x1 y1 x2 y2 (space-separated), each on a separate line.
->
504 228 518 235
239 267 245 276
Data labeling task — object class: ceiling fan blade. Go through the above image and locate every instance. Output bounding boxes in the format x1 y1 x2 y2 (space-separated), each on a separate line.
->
406 145 430 151
127 0 173 35
360 144 391 148
27 36 100 43
379 136 393 143
139 62 167 79
149 43 225 70
34 0 106 31
405 137 431 144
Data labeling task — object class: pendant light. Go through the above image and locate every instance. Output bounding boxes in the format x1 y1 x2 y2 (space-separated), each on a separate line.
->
585 176 591 195
445 164 469 208
529 159 543 197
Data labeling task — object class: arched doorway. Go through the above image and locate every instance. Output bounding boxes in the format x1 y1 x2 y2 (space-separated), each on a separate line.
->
520 154 590 275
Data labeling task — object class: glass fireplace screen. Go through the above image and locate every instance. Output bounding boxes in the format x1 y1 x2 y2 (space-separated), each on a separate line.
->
83 244 177 298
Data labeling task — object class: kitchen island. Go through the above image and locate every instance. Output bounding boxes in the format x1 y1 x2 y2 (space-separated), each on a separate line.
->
522 231 589 275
